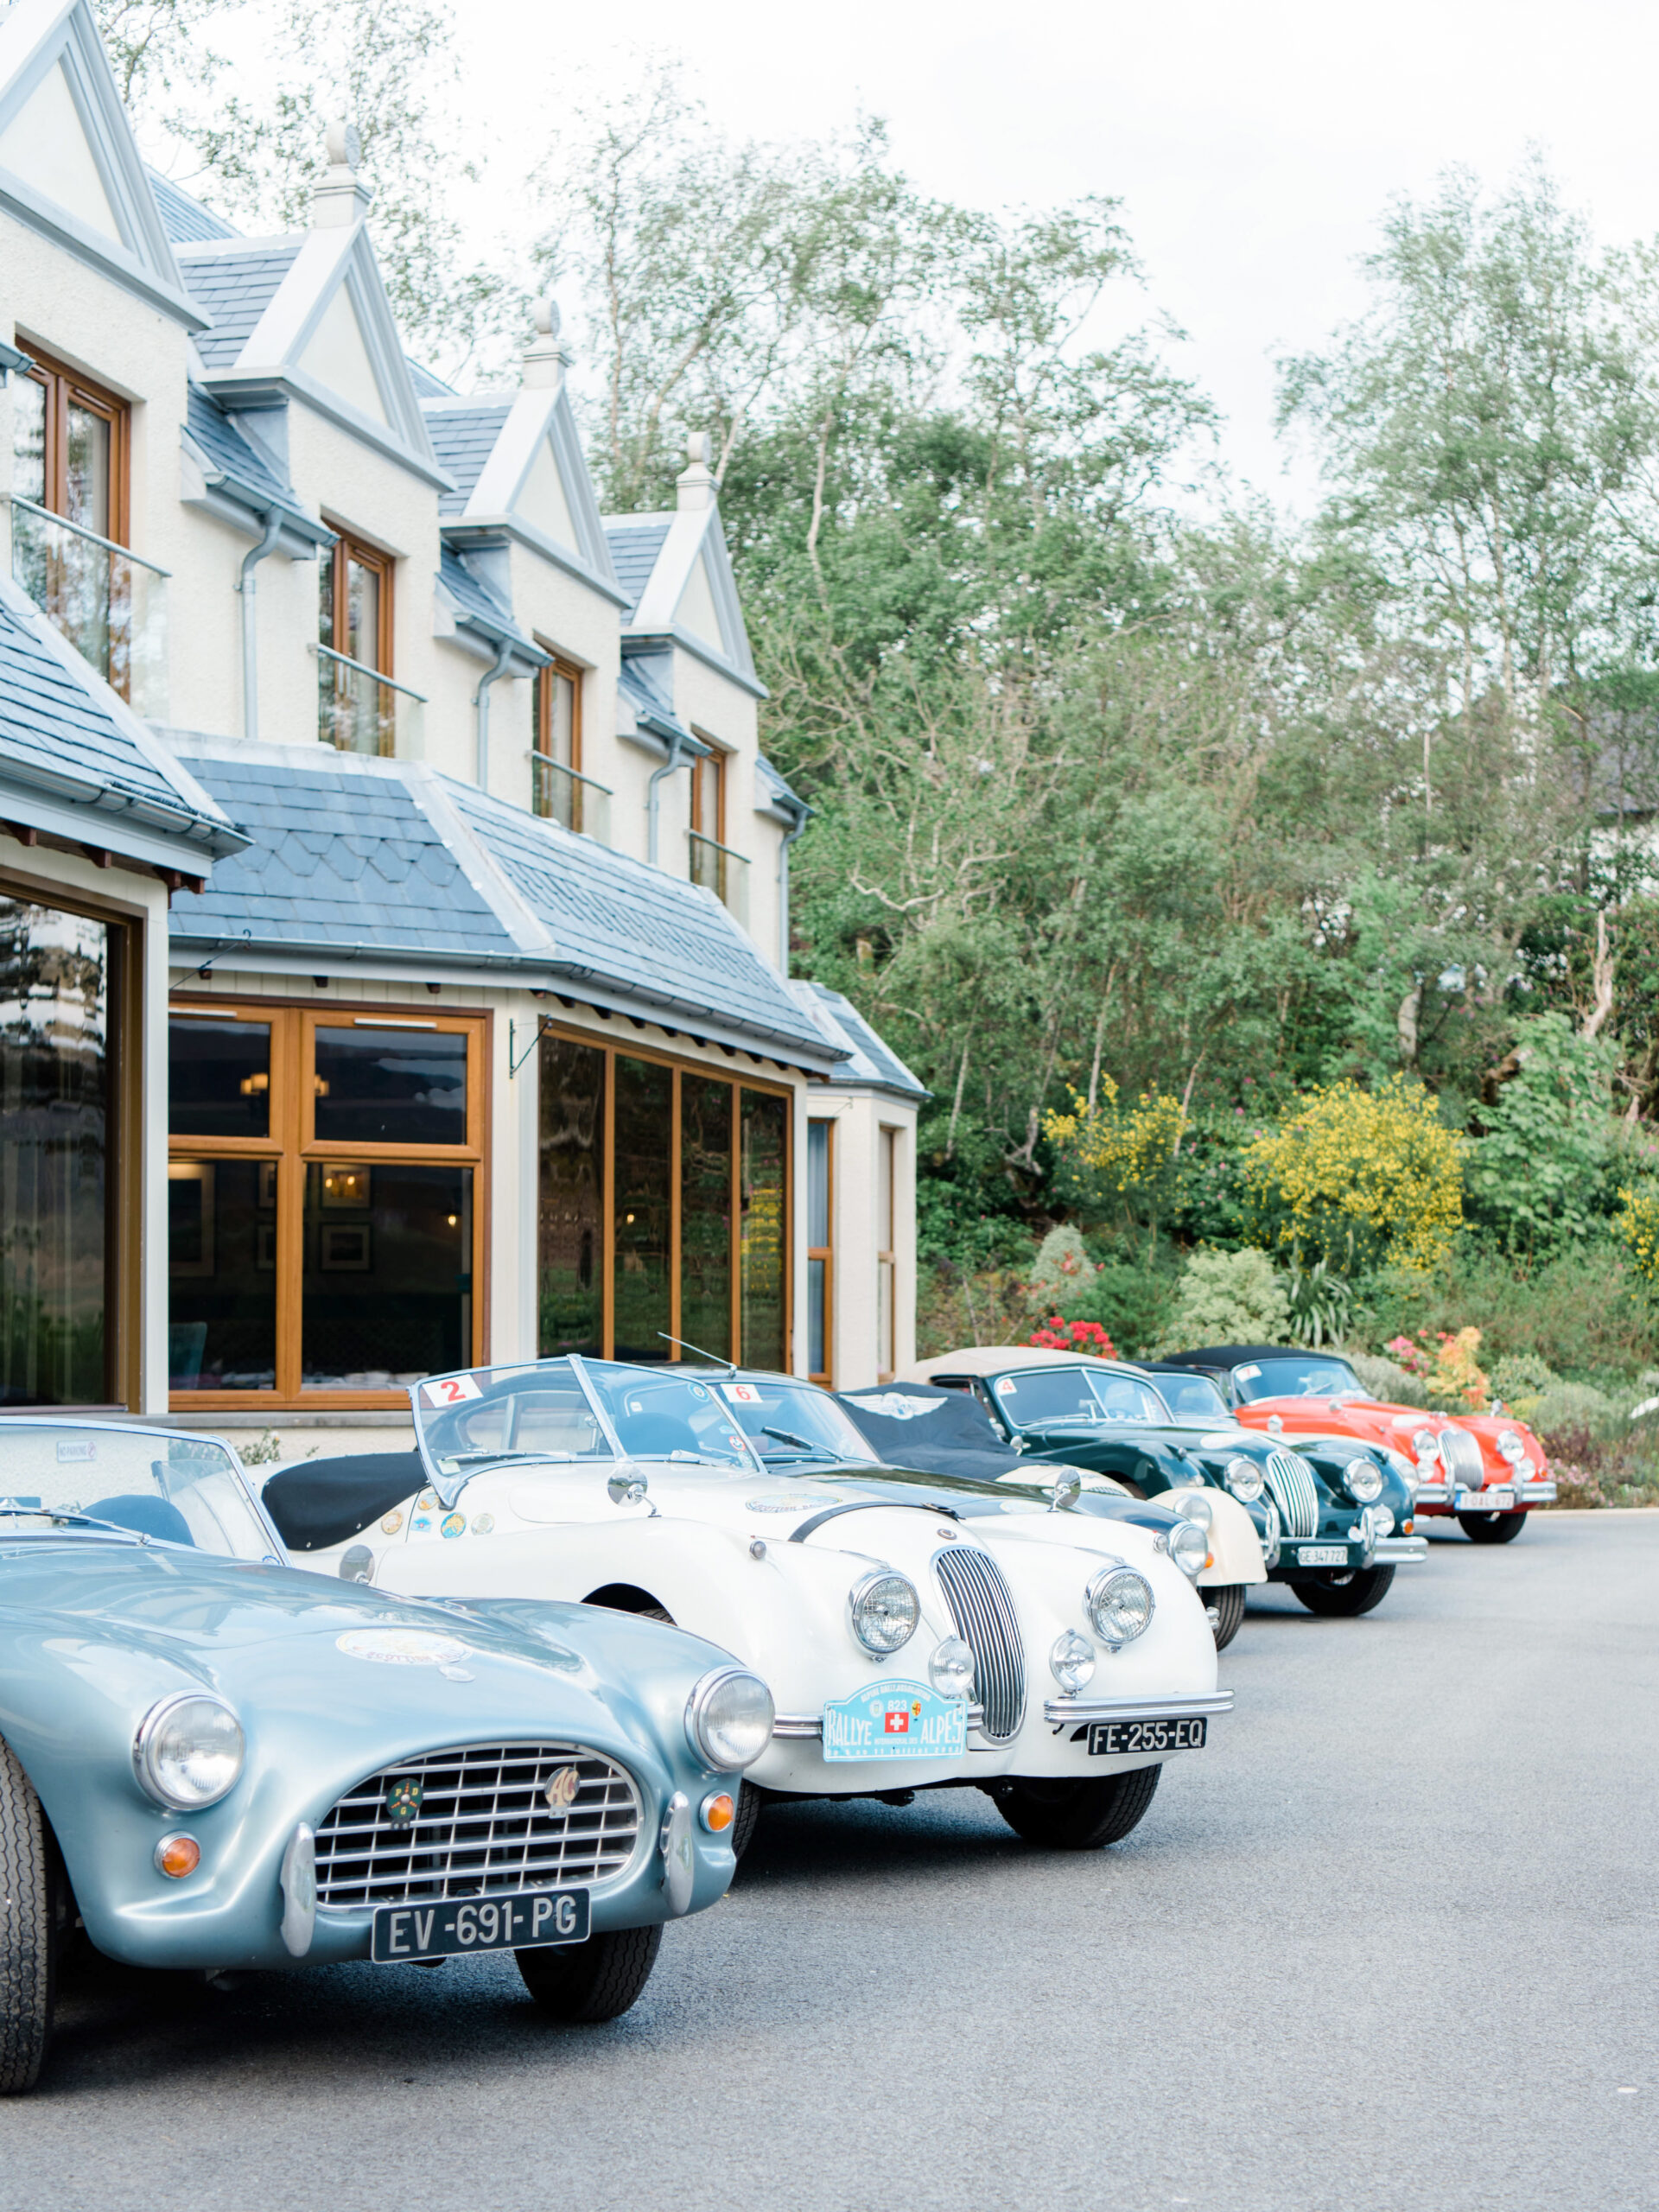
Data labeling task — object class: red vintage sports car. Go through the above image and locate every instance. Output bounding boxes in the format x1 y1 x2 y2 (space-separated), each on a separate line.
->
1161 1345 1555 1544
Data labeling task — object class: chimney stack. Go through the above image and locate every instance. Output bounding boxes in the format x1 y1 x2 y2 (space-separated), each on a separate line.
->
312 118 372 228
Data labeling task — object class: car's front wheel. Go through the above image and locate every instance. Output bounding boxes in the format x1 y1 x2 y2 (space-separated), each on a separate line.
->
1205 1584 1246 1649
516 1924 663 2024
730 1781 763 1860
988 1764 1161 1850
0 1741 55 2094
1458 1510 1528 1544
1293 1565 1396 1618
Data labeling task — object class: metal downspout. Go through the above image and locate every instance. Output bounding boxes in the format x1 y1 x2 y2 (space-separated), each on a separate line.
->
646 730 688 867
474 634 515 790
236 509 285 743
779 803 809 971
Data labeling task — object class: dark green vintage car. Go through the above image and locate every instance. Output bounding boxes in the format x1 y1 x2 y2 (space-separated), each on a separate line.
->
902 1348 1426 1637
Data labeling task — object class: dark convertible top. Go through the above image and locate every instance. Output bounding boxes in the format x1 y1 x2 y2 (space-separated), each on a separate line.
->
1161 1345 1306 1368
262 1451 424 1553
835 1382 1033 1483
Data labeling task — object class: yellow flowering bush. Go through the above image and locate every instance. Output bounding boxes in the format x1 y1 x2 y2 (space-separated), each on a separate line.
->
1044 1077 1189 1248
1614 1185 1659 1284
1243 1077 1465 1274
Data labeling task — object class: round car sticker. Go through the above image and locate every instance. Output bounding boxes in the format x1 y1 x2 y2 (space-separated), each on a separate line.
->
335 1629 471 1667
688 1382 709 1400
380 1510 404 1534
472 1512 495 1535
441 1511 466 1538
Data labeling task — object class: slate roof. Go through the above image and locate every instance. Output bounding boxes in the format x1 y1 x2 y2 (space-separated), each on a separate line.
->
423 400 512 517
178 239 304 370
148 169 239 245
618 654 690 744
449 781 833 1056
0 584 243 859
408 359 460 400
602 519 671 616
790 982 928 1099
757 754 809 819
185 383 315 524
168 753 518 961
438 547 543 656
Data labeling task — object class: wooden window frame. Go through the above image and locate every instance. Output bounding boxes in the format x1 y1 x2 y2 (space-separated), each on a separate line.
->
15 346 130 543
877 1124 898 1382
319 522 395 676
806 1116 834 1387
538 1022 791 1367
167 998 489 1409
531 651 584 774
0 867 142 1413
690 739 727 847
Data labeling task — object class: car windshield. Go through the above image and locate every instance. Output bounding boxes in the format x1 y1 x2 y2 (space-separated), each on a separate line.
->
412 1358 757 1478
1231 1357 1371 1403
1145 1372 1232 1423
716 1378 875 1465
988 1367 1166 1429
0 1424 272 1557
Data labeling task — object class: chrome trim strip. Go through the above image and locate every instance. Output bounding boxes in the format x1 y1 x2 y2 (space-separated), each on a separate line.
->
1375 1536 1429 1561
1520 1482 1557 1501
1042 1689 1236 1725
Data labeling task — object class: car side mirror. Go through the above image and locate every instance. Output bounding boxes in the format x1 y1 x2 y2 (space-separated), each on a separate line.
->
607 1470 650 1510
1048 1471 1082 1513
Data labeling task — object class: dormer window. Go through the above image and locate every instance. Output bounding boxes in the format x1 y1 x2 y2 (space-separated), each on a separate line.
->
317 524 399 754
531 650 609 839
688 738 747 921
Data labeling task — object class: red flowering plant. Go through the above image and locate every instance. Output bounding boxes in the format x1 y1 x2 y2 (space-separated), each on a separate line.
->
1027 1316 1117 1357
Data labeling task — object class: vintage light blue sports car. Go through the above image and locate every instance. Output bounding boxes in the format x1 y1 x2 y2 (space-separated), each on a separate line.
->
0 1417 773 2093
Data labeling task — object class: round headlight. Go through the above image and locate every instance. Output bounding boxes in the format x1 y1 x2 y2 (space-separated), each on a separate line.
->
1344 1459 1383 1503
1086 1566 1155 1646
133 1693 245 1811
1173 1491 1213 1529
1412 1428 1440 1465
1496 1429 1526 1465
1049 1630 1096 1694
1370 1504 1395 1538
1224 1455 1264 1503
1382 1446 1418 1488
1167 1521 1209 1579
928 1637 975 1700
685 1668 775 1772
849 1570 919 1655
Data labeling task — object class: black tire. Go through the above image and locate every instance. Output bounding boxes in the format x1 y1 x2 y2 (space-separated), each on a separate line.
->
729 1781 763 1861
0 1741 55 2094
1458 1510 1528 1544
990 1763 1161 1850
1205 1584 1246 1650
1293 1565 1396 1618
516 1923 663 2024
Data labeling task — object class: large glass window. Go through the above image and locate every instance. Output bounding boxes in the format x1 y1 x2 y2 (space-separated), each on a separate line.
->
537 1036 604 1357
536 1030 791 1369
806 1118 832 1383
168 1005 483 1404
0 897 123 1406
317 527 396 755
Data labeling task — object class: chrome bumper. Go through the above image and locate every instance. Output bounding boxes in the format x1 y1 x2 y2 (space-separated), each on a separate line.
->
1042 1688 1236 1728
1414 1481 1554 1509
1375 1535 1428 1562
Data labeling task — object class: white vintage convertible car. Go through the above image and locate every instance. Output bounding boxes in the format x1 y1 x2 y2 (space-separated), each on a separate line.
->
265 1358 1232 1853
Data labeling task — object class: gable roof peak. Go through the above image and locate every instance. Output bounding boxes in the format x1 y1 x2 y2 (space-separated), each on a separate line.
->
677 429 717 512
311 115 371 230
522 294 568 393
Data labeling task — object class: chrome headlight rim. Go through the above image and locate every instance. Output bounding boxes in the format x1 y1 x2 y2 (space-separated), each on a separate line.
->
927 1636 976 1700
1411 1427 1441 1465
1085 1565 1155 1648
848 1568 920 1656
1344 1457 1384 1504
1167 1520 1209 1580
132 1690 245 1812
684 1665 776 1773
1172 1490 1213 1529
1223 1454 1264 1503
1049 1629 1097 1694
1495 1428 1527 1465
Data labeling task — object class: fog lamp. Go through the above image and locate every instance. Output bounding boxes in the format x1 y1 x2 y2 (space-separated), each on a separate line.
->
154 1833 200 1879
700 1791 736 1834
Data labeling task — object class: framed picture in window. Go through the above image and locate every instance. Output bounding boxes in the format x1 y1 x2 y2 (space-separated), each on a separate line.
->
320 1166 371 1211
321 1224 372 1272
257 1163 277 1209
168 1162 215 1277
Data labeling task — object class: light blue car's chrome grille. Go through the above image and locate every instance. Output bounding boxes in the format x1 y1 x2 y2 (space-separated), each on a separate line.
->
315 1743 642 1909
1441 1429 1484 1485
933 1545 1025 1742
1265 1452 1321 1539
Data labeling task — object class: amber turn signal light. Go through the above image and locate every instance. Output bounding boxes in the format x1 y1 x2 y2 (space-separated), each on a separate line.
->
700 1791 736 1834
1403 1518 1414 1535
154 1833 200 1879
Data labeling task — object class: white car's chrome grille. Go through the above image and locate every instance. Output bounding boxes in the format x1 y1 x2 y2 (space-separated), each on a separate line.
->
1265 1452 1321 1539
314 1743 641 1910
933 1546 1025 1742
1441 1428 1484 1485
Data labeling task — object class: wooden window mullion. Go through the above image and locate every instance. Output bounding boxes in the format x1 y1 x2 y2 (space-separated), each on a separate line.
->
601 1046 616 1359
669 1065 682 1358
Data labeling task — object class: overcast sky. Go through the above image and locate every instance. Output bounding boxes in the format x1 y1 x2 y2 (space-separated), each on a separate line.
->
469 0 1659 513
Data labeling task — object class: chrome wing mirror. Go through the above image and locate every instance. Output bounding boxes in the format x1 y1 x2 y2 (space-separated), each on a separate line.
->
607 1469 651 1511
1048 1470 1082 1513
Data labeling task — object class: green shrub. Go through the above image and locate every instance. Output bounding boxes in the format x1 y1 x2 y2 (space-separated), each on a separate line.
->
1344 1351 1429 1408
1356 1239 1659 1383
1465 1014 1620 1252
1529 1379 1618 1440
917 1177 1033 1273
1160 1248 1290 1351
1027 1225 1095 1313
1057 1263 1177 1360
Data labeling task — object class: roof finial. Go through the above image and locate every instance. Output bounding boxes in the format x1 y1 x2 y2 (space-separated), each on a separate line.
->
677 428 716 512
313 116 371 227
523 294 568 391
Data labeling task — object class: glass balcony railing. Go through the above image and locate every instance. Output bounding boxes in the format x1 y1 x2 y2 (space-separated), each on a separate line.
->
531 753 613 843
689 830 750 927
10 494 168 716
315 642 425 759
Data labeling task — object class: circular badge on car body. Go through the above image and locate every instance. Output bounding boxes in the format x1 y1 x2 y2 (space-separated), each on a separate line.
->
441 1511 466 1538
336 1629 471 1667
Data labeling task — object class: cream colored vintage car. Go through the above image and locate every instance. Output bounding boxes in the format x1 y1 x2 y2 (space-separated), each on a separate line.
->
264 1357 1234 1855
